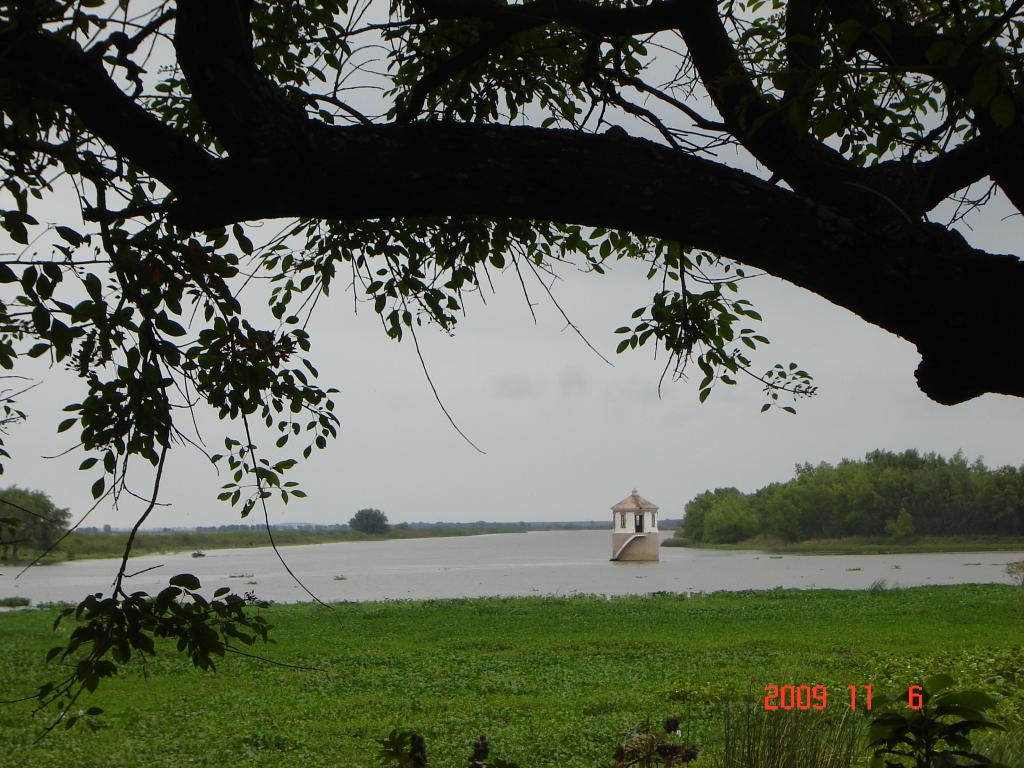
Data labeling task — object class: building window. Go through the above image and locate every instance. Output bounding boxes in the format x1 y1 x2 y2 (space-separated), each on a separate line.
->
619 512 626 529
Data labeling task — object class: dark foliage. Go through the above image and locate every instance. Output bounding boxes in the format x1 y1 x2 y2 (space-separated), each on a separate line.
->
868 675 1007 768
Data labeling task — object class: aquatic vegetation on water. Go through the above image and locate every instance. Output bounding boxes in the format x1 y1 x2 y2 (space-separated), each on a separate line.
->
0 586 1019 768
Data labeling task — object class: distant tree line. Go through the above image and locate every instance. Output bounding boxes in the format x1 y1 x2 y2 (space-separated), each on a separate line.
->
1 485 662 564
681 450 1024 544
0 486 71 561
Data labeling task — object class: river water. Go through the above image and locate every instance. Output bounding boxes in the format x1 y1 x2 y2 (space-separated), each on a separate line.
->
1 531 1020 604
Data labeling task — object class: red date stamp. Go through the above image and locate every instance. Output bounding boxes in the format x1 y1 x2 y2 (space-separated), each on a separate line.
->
763 684 926 711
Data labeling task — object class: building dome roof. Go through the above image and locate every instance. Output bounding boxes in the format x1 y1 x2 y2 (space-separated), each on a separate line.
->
611 488 659 513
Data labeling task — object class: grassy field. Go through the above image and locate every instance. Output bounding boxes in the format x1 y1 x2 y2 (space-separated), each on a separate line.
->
1 586 1022 768
664 535 1024 554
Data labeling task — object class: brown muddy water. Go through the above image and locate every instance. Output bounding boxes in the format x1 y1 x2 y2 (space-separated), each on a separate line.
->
1 530 1020 604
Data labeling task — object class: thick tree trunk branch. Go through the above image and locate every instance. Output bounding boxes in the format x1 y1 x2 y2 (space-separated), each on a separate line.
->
824 0 1024 214
870 138 991 215
674 0 861 204
412 0 687 36
414 0 861 203
174 0 309 158
6 2 1022 405
0 26 217 194
782 0 824 111
407 0 971 220
165 120 1024 405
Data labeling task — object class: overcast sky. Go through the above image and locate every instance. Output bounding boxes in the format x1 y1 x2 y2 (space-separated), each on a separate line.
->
1 11 1022 530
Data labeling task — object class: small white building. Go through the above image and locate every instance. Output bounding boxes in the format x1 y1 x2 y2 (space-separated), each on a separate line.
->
610 489 660 562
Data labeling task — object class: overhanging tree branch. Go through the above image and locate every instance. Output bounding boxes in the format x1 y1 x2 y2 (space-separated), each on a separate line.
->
870 137 992 215
675 0 862 203
5 0 1023 406
0 25 218 194
404 0 971 220
410 0 687 37
161 119 1020 405
823 0 1024 214
174 0 309 158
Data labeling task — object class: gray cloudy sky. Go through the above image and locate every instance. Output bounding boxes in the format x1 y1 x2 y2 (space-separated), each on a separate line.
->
1 10 1022 530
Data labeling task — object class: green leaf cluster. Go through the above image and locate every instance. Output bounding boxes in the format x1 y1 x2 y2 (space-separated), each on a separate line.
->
869 674 1008 768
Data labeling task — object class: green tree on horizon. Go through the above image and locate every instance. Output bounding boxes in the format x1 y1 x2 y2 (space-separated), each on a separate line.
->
681 450 1024 544
349 508 390 535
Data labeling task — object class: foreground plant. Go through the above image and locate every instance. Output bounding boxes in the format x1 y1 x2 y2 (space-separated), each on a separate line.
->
611 716 699 768
376 730 519 768
378 730 428 768
868 674 1008 768
717 698 862 768
468 735 519 768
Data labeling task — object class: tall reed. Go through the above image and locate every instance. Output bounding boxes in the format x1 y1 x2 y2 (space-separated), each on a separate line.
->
712 698 866 768
976 728 1024 768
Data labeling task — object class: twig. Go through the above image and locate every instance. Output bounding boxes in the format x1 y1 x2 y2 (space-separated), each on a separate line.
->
113 443 169 597
224 645 321 671
524 257 613 366
403 298 487 454
14 489 112 579
240 414 336 608
124 563 164 579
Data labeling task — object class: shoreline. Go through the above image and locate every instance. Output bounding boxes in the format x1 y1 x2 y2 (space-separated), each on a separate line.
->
663 535 1024 555
2 580 1022 609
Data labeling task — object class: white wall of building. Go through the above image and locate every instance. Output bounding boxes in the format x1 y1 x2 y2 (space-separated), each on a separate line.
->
612 510 658 532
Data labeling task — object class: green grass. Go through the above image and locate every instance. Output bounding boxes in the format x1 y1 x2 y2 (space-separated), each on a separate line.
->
665 535 1024 554
0 586 1022 768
